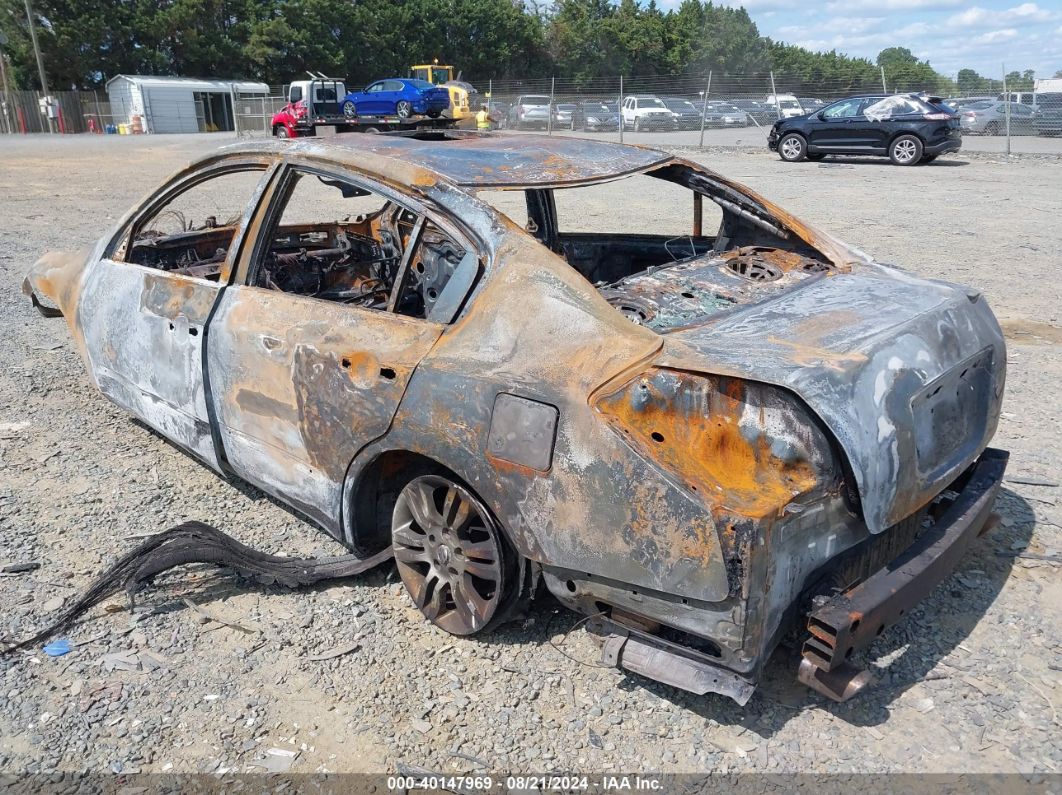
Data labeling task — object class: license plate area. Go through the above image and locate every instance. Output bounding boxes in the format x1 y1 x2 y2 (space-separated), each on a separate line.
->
911 347 994 481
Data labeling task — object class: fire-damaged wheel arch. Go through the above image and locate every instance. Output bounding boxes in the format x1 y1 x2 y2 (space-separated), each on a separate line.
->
342 449 533 626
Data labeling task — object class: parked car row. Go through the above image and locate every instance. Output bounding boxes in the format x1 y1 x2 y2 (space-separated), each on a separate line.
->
494 93 852 132
944 93 1062 136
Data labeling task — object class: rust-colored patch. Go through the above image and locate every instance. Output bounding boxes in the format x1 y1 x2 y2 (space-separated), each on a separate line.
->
140 271 218 326
765 334 869 373
999 318 1062 345
595 370 820 520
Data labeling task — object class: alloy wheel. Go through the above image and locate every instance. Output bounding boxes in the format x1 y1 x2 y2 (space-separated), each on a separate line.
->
893 138 918 163
396 100 413 119
342 100 356 118
780 134 804 161
392 475 507 636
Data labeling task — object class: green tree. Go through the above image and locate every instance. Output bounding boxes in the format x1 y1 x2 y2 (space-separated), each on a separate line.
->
876 46 945 93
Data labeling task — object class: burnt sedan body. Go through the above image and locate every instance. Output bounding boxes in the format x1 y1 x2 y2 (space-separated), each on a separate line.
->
24 132 1007 704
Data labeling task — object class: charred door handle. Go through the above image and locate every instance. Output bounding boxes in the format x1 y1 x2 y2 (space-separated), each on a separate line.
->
261 336 281 351
339 357 397 381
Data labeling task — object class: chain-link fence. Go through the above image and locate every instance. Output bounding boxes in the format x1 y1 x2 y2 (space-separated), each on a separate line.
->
0 89 123 134
3 72 1059 157
471 72 1059 151
233 89 288 137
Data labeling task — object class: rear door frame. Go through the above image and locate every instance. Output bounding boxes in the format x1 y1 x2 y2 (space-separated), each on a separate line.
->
205 156 480 534
80 155 280 473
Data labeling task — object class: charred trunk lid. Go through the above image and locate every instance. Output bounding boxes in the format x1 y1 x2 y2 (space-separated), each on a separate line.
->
657 263 1006 533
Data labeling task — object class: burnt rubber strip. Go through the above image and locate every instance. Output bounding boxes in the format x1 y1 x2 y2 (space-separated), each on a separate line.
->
0 520 393 654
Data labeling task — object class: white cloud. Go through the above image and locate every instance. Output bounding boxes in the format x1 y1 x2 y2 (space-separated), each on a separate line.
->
947 3 1059 28
825 0 963 11
971 28 1019 44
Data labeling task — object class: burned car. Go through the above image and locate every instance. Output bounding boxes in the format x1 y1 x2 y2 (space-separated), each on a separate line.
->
23 132 1007 704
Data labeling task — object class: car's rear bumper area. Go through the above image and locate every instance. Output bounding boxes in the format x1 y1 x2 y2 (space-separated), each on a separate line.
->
800 447 1007 694
589 447 1007 704
925 136 963 155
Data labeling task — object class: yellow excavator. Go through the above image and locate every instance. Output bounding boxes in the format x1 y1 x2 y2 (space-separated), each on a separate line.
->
410 61 478 123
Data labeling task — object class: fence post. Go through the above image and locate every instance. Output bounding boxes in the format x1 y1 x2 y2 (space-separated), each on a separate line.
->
698 71 712 148
770 71 781 120
880 66 887 94
547 76 554 136
0 50 12 134
1002 65 1010 156
618 75 624 144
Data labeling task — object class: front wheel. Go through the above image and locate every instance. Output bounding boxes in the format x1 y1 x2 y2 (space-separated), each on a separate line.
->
633 117 643 132
778 132 807 162
342 100 357 118
392 474 519 636
889 134 923 166
396 100 413 119
274 125 290 139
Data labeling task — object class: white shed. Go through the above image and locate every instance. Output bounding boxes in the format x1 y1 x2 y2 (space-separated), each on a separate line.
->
105 75 270 134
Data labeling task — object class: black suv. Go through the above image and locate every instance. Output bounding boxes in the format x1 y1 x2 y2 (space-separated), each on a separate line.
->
768 94 961 165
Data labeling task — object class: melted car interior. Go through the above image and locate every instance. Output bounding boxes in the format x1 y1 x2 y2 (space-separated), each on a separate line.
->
503 164 835 331
252 170 471 320
120 165 474 322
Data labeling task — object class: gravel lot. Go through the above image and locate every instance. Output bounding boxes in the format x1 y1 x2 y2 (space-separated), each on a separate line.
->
0 134 1059 779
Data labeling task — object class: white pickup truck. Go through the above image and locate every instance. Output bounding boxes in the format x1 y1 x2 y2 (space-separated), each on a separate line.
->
621 95 678 131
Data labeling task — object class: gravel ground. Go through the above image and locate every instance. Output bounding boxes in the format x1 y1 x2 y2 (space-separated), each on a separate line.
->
0 134 1059 779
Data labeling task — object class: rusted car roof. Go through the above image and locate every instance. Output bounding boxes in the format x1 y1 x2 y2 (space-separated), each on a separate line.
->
234 132 673 189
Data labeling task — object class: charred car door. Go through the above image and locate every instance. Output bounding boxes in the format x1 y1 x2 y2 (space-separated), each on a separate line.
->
206 164 476 533
79 161 276 472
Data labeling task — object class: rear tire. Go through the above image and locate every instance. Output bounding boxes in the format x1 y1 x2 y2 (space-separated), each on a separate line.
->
342 100 357 118
392 473 521 636
985 121 1000 136
889 134 923 166
778 133 807 162
427 110 441 119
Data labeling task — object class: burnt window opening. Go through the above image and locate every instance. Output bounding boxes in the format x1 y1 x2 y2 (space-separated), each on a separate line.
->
501 164 834 333
251 169 471 321
118 166 268 279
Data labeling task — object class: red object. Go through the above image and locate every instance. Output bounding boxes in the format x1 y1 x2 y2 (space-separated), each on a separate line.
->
270 101 301 137
17 106 26 134
57 105 66 134
87 117 98 134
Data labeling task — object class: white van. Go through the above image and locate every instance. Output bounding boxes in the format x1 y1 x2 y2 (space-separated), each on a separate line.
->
764 93 804 118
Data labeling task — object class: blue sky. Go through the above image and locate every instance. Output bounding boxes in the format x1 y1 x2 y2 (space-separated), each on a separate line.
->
701 0 1062 79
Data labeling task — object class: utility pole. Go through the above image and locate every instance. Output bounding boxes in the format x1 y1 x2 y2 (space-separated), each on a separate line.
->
1002 63 1011 156
698 71 712 148
0 34 14 135
24 0 56 133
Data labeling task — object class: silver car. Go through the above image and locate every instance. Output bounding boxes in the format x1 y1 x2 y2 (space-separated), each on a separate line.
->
509 95 551 130
960 100 1037 135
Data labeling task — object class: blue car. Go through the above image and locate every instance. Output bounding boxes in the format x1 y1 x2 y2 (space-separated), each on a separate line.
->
342 78 451 119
